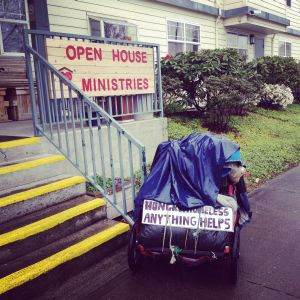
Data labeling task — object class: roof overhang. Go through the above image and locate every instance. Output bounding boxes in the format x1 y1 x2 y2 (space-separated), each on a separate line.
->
153 1 300 36
153 0 220 16
224 15 288 34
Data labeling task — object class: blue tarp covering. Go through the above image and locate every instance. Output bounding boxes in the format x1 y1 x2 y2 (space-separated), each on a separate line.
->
134 132 242 220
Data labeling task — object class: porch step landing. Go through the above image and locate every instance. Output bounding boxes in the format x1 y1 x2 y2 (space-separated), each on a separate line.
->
0 137 130 299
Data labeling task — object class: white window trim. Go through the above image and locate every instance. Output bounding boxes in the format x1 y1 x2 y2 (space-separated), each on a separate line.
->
0 0 29 56
167 19 201 54
278 41 292 57
87 15 139 41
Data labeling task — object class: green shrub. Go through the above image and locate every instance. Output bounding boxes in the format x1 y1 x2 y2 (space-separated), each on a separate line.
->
201 76 260 131
161 75 186 114
161 49 260 114
256 56 300 102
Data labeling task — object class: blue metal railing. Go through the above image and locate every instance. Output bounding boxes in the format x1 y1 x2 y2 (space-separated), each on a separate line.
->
23 29 162 224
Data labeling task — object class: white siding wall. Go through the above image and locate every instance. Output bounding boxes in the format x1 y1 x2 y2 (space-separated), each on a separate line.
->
262 33 300 60
264 35 273 56
192 0 216 6
47 0 300 60
222 0 246 10
286 0 300 31
248 0 287 16
47 0 218 56
247 0 300 31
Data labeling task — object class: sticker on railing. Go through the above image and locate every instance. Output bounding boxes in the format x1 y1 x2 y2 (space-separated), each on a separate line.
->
142 200 234 232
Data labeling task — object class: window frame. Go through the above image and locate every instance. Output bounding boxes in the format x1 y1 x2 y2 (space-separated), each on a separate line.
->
226 32 249 56
278 41 292 57
0 0 29 56
88 15 138 42
167 19 201 56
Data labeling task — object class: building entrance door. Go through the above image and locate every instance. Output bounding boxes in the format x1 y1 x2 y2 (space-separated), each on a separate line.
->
255 38 264 58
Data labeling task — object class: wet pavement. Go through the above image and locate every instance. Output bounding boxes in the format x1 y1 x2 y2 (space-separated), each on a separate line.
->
89 166 300 300
39 166 300 300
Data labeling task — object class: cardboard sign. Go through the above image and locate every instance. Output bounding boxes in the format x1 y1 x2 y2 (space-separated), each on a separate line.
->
46 39 155 97
142 200 234 232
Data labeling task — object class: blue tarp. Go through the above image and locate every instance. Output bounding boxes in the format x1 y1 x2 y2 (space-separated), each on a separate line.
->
134 132 242 220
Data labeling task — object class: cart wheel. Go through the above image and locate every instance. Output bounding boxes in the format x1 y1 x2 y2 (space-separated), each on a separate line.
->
128 222 144 272
229 227 240 284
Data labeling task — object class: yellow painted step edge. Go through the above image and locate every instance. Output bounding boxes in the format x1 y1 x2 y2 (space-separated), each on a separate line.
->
0 198 106 247
0 155 65 175
0 176 86 208
0 137 41 149
0 222 129 295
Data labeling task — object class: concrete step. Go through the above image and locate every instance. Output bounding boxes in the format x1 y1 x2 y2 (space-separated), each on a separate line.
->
0 196 107 264
0 154 78 191
0 220 130 299
0 175 87 224
0 137 43 163
36 245 129 300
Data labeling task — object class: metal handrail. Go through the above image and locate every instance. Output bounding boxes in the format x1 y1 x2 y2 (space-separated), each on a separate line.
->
24 30 150 224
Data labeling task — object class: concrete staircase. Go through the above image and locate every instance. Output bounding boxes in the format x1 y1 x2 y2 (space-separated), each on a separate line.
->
0 137 129 299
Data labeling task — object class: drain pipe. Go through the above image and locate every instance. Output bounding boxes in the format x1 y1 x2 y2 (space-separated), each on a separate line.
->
215 0 222 49
271 34 276 55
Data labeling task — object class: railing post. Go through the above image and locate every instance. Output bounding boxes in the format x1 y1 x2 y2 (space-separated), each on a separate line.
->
140 146 147 184
156 45 164 118
24 30 39 136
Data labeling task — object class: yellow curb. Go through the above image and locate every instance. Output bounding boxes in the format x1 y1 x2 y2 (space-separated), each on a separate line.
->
0 155 65 175
0 198 106 247
0 222 129 295
0 176 86 208
0 137 41 149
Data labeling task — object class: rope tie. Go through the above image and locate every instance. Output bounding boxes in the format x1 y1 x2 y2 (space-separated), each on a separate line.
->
184 229 189 249
161 209 169 253
169 222 176 264
193 207 203 254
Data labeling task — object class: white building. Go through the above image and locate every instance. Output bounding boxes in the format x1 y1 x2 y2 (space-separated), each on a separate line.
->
1 0 300 124
44 0 300 60
1 0 300 60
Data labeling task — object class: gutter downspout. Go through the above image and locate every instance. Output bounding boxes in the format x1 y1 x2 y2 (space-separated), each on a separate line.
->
271 34 276 55
215 0 222 49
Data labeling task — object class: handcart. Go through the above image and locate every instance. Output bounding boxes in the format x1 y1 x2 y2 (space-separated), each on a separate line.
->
128 133 251 284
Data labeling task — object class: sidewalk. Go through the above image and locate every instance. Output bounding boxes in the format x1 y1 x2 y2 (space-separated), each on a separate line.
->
36 166 300 300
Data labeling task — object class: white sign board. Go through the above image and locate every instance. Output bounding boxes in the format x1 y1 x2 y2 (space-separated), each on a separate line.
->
142 200 234 232
46 39 155 97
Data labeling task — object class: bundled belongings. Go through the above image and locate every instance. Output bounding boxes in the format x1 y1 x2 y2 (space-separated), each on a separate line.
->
128 133 252 284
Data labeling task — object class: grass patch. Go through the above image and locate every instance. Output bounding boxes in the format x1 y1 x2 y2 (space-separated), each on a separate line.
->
168 104 300 190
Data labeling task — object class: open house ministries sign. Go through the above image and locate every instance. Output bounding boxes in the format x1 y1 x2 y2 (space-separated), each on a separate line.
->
46 39 155 97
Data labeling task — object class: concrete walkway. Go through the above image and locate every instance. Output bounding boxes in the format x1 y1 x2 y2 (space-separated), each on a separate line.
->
38 166 300 300
0 120 34 137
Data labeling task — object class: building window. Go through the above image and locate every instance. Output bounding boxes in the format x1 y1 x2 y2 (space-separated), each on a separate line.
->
286 0 291 7
0 0 29 54
279 41 292 57
89 17 137 41
227 33 248 56
167 20 200 56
